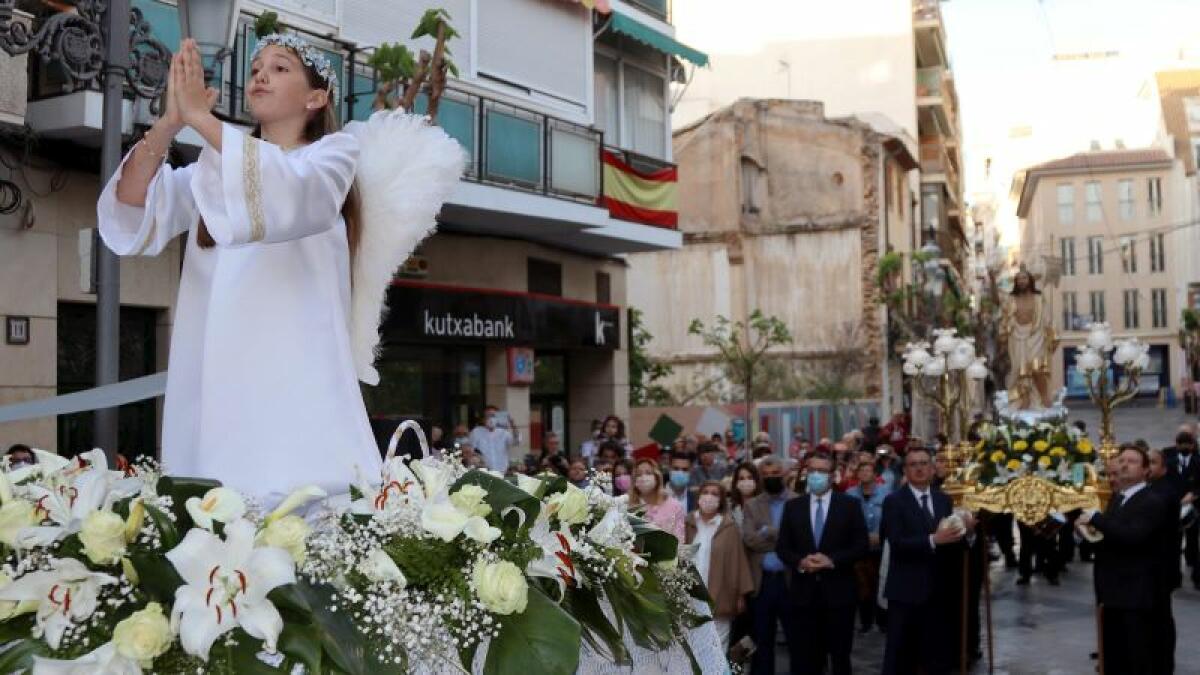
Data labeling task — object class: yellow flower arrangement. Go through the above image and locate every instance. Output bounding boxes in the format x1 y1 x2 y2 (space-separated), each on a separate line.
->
1049 447 1067 457
1037 456 1052 468
1013 440 1028 452
990 451 1006 463
1032 440 1049 453
1005 459 1022 470
1078 439 1094 454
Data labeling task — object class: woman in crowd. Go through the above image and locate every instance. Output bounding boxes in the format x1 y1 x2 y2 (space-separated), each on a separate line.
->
599 415 634 457
846 460 889 633
728 462 761 529
611 459 633 497
628 457 685 539
685 481 754 649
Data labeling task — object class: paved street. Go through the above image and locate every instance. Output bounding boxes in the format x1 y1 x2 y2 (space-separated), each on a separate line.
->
1066 400 1198 449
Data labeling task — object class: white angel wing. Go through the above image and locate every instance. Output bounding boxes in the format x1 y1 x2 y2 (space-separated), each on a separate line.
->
343 110 468 384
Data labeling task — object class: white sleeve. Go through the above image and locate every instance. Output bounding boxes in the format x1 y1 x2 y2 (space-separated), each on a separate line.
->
192 124 359 246
97 151 197 256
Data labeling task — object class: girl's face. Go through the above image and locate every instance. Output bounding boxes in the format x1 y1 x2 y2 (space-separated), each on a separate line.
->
699 485 722 500
247 46 328 125
614 464 630 477
604 419 619 437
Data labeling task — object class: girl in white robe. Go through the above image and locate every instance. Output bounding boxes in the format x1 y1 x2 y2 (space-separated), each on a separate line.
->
96 36 392 503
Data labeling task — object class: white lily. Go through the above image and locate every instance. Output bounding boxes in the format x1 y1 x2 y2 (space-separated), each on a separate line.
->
358 549 407 585
185 487 246 531
350 460 425 515
514 473 546 498
408 457 455 500
166 519 295 660
32 642 141 675
17 467 126 549
420 496 499 543
525 512 576 597
265 485 327 524
0 558 117 649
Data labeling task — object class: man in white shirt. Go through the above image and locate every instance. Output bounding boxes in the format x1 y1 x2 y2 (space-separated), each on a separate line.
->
469 405 518 473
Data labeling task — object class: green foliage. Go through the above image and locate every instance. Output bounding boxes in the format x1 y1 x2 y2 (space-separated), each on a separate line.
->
1184 308 1200 332
384 536 468 587
628 307 674 406
412 9 460 41
253 11 281 39
484 585 582 675
155 476 222 532
875 251 904 287
367 42 417 83
687 310 792 401
562 585 629 664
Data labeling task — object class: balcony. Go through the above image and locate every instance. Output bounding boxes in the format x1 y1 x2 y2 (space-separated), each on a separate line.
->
913 0 948 68
919 137 961 206
916 66 959 139
623 0 671 23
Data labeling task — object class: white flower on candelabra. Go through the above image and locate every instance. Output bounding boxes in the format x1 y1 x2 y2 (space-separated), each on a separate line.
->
932 329 959 355
1086 322 1113 350
1075 347 1104 373
966 357 989 381
902 360 919 376
947 340 975 370
903 342 933 368
166 519 295 660
184 487 246 531
1112 339 1143 366
0 558 117 649
1132 351 1150 371
921 356 947 377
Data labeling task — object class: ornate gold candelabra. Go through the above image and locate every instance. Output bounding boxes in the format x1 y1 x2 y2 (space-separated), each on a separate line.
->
1076 322 1147 464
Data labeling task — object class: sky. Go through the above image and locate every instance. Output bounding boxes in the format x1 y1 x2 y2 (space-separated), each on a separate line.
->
671 0 1200 246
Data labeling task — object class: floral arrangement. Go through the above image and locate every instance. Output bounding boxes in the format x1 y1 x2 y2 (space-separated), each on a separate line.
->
966 421 1095 487
0 439 713 674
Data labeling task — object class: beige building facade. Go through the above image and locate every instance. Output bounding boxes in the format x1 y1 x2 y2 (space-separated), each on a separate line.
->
628 99 917 415
1014 148 1187 397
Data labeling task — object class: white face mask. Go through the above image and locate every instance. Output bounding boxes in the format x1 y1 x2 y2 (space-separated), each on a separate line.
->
698 494 721 514
736 479 757 496
634 474 658 494
485 416 496 430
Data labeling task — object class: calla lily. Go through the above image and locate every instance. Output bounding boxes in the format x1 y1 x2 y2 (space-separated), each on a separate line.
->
185 488 246 531
265 486 327 524
31 642 142 675
409 457 455 500
359 549 407 585
166 519 295 661
515 473 546 498
0 558 117 649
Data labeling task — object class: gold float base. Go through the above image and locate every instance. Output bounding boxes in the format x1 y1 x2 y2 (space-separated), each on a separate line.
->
949 476 1102 526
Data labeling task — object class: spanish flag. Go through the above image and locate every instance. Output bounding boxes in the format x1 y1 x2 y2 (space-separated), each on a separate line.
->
600 150 678 229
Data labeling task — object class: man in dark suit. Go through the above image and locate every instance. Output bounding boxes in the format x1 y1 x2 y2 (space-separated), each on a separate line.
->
881 446 974 675
742 457 799 675
776 452 868 675
1148 447 1185 674
1077 444 1170 675
1162 430 1200 587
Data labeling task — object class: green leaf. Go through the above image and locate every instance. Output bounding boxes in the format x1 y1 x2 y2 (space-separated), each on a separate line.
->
453 470 541 530
484 585 581 675
143 503 180 549
278 621 322 674
218 629 288 674
563 585 628 664
128 551 184 603
156 476 222 531
296 581 371 675
603 573 673 651
269 583 313 618
0 637 47 673
629 515 678 563
0 614 36 645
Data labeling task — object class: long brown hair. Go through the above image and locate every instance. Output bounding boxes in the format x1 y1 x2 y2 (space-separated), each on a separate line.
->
197 53 360 257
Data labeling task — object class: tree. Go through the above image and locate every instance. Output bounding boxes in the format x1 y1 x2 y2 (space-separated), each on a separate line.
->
628 308 674 407
368 9 460 116
1181 308 1200 381
688 310 792 438
804 321 866 407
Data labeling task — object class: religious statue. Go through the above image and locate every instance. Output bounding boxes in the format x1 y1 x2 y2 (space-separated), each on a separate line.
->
1000 268 1058 409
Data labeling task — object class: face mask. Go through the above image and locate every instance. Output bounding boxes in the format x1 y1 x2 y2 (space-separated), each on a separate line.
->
698 494 721 514
485 416 496 430
635 475 658 494
806 471 831 494
669 470 690 490
736 479 757 496
763 476 784 495
8 460 31 470
615 475 632 492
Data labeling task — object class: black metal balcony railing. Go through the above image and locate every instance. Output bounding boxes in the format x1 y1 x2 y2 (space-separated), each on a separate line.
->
27 1 605 205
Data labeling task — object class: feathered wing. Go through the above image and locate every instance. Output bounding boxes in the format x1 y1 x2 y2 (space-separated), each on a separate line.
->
344 110 468 385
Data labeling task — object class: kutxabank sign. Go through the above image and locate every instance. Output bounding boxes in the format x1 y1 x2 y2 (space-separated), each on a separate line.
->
385 283 620 350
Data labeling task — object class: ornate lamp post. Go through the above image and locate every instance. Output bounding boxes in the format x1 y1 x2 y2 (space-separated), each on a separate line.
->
1074 322 1149 461
0 0 236 460
177 0 241 83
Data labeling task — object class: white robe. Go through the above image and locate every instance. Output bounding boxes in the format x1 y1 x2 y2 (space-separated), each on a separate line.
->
97 123 382 503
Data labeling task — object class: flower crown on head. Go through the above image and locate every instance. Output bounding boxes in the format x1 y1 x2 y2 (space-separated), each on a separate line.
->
251 33 340 102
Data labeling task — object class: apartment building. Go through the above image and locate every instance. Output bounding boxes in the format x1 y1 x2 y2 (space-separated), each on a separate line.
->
1014 148 1185 397
0 0 705 461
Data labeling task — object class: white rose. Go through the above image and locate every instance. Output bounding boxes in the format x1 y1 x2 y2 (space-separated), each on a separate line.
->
0 499 38 548
79 510 127 565
0 573 37 621
358 549 407 586
472 559 528 615
185 487 246 530
450 485 492 518
256 515 310 565
547 486 589 526
463 516 501 544
112 602 172 667
422 500 469 542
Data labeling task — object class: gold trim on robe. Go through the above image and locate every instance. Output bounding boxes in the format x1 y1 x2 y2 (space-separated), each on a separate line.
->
244 134 267 243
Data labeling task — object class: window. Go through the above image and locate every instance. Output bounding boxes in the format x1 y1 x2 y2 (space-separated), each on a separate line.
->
1152 288 1168 328
593 54 619 140
1123 289 1140 329
595 271 611 305
741 158 762 214
1056 184 1074 225
1088 236 1104 275
1089 290 1106 323
1148 177 1162 216
527 258 562 296
622 65 666 159
1150 233 1165 272
1085 181 1102 222
1062 291 1078 330
1119 236 1137 273
1117 179 1134 220
1060 237 1076 276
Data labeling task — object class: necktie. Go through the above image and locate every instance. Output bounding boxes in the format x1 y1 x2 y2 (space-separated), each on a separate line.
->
1108 492 1125 514
814 498 826 546
921 493 935 528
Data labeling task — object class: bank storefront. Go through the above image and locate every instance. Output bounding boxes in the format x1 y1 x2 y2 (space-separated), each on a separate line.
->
362 281 621 457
